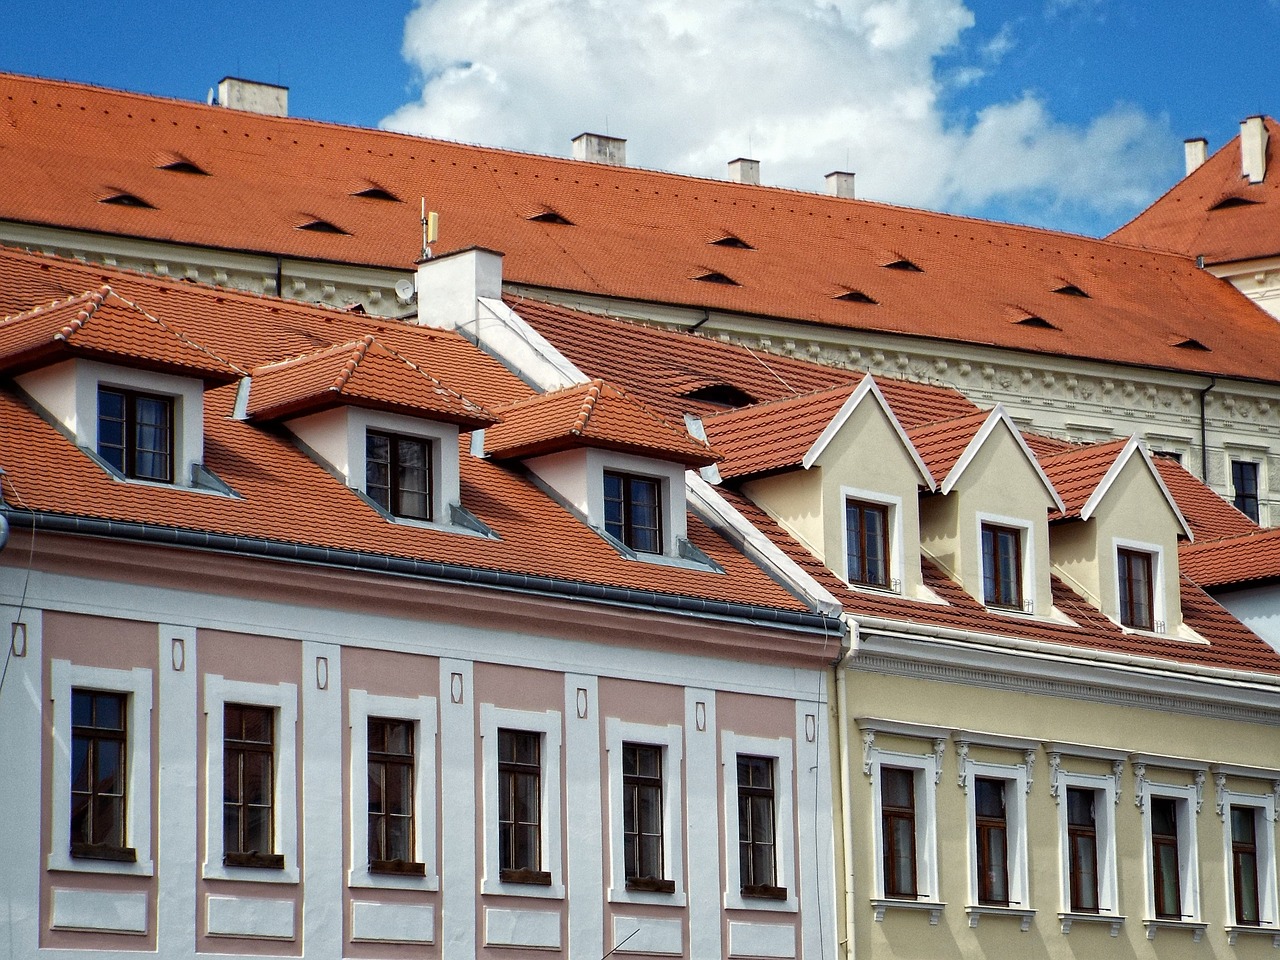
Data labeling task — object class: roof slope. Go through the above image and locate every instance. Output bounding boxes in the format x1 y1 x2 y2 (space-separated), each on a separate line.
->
1154 456 1259 543
4 73 1280 384
1110 117 1280 265
1181 528 1280 590
703 385 859 479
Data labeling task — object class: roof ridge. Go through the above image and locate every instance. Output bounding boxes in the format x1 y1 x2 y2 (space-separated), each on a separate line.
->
2 286 102 325
572 379 606 435
332 334 376 393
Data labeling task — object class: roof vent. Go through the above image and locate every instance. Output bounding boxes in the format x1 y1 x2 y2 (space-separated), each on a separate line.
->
217 76 288 117
1241 116 1268 184
681 383 756 408
693 271 739 286
1209 195 1260 211
1053 284 1089 298
1184 138 1208 176
1014 315 1058 329
352 185 400 202
834 289 877 304
711 234 752 249
572 132 626 166
728 158 760 185
297 218 348 235
883 258 922 272
825 171 856 199
99 190 154 209
529 210 574 225
1170 336 1210 351
158 155 208 176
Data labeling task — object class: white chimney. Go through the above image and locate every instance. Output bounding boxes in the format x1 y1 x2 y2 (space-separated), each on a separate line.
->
728 158 760 185
415 247 504 329
1184 138 1208 176
572 132 627 166
1241 115 1268 184
217 77 288 117
826 171 856 199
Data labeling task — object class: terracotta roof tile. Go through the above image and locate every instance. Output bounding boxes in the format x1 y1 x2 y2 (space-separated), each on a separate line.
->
906 411 993 486
1181 528 1280 589
4 73 1279 384
1154 455 1259 543
484 379 718 466
1040 439 1131 520
246 334 495 426
703 385 858 479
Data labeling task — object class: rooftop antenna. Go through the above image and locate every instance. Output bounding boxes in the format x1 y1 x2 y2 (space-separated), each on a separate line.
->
420 198 438 261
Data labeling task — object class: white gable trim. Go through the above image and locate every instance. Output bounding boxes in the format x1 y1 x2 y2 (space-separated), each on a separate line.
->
1080 437 1193 541
942 405 1065 511
801 377 936 491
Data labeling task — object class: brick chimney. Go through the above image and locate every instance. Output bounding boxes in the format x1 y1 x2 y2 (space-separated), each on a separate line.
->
1183 138 1207 176
728 158 760 185
572 133 627 166
1241 116 1268 184
825 171 856 199
216 77 288 117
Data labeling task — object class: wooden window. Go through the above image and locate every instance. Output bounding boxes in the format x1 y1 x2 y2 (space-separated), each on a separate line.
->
738 755 784 897
604 471 662 554
1066 787 1099 912
498 729 548 883
881 767 917 898
1151 796 1182 919
981 524 1023 609
223 703 282 868
366 431 433 520
368 717 422 874
1232 805 1261 925
1233 460 1261 523
846 500 890 587
70 690 134 861
975 777 1009 905
1117 548 1154 629
97 386 173 483
623 743 671 891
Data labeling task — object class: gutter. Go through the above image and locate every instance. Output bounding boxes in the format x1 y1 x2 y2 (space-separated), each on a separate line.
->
0 509 832 634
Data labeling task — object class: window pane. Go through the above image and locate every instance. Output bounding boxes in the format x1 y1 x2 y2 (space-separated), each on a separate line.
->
386 816 413 862
1066 787 1094 827
1233 805 1257 845
882 767 913 809
244 806 271 854
1071 834 1098 910
975 778 1005 818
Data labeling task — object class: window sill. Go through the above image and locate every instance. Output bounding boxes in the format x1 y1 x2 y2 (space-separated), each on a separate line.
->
499 868 552 886
1227 924 1280 946
741 884 788 901
71 843 137 863
626 877 676 894
872 898 945 924
369 859 426 877
1059 911 1124 936
966 904 1036 931
1143 918 1207 942
223 852 285 870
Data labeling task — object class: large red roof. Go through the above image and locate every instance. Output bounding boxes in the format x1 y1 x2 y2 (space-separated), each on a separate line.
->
3 73 1280 384
1181 529 1280 590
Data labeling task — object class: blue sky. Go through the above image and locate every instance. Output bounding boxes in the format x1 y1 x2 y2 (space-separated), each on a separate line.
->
3 1 1276 236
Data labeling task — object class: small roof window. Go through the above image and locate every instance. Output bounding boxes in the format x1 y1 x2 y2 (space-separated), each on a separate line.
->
297 218 349 235
1209 195 1260 211
352 185 400 202
1053 284 1089 298
693 271 739 286
834 289 878 304
1014 315 1058 330
883 258 922 272
681 383 756 408
710 234 753 249
158 159 208 176
99 190 154 209
528 210 574 225
1170 336 1210 351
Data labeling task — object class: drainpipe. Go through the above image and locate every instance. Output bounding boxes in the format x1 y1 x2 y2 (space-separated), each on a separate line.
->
275 256 284 299
1199 377 1216 482
832 615 859 960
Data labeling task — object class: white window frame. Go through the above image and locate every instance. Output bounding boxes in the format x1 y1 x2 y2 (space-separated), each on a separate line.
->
840 486 903 594
1055 770 1120 921
1219 787 1279 936
479 704 564 899
1227 452 1265 523
722 731 797 913
1141 781 1202 926
1112 537 1167 633
605 719 685 905
866 747 941 917
202 675 299 883
589 449 687 559
49 660 154 876
352 410 459 527
975 512 1036 616
963 759 1031 912
348 689 439 890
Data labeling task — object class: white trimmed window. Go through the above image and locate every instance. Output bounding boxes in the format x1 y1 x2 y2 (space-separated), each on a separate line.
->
1141 782 1201 927
865 744 941 920
479 705 563 898
202 675 299 883
1113 538 1166 633
49 660 154 876
976 513 1035 615
722 731 797 913
1218 786 1278 938
348 690 439 890
1053 769 1120 927
841 486 902 593
605 719 685 904
962 758 1032 925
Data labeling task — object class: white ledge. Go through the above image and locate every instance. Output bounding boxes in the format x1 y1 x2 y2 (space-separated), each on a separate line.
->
1059 912 1125 936
966 905 1035 931
1144 918 1207 942
1226 924 1280 947
871 898 945 925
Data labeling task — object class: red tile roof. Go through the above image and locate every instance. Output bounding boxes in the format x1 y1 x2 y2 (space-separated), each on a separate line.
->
1155 455 1259 543
704 385 859 479
484 379 718 467
906 411 994 487
1040 438 1132 521
1110 117 1280 265
1180 528 1280 590
0 285 241 380
4 73 1280 385
246 334 495 426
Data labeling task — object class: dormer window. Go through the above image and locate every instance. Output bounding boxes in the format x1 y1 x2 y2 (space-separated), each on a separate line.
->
1117 547 1154 630
845 499 889 588
604 470 662 554
981 523 1024 610
366 430 433 521
98 386 174 483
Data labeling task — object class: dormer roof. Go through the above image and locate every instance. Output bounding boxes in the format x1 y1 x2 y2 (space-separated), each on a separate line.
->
483 379 719 467
1042 436 1193 538
703 375 934 488
0 285 241 381
245 334 495 427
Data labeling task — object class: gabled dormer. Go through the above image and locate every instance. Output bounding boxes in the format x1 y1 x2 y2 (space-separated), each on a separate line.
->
244 335 495 527
482 379 719 563
910 406 1064 616
1043 437 1193 634
0 285 241 487
704 375 935 597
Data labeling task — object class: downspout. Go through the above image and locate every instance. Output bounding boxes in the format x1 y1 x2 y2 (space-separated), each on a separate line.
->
832 615 859 960
1199 377 1216 483
275 256 284 299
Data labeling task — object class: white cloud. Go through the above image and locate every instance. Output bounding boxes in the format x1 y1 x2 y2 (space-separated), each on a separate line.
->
383 0 1171 232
